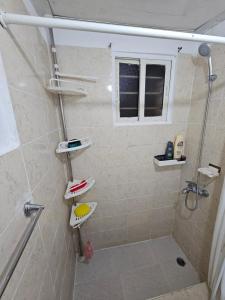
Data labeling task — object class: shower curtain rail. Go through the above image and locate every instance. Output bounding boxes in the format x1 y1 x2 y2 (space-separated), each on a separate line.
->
1 11 225 44
0 202 44 298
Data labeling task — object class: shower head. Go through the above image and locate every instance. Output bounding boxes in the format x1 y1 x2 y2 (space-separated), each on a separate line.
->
198 43 211 57
198 43 217 81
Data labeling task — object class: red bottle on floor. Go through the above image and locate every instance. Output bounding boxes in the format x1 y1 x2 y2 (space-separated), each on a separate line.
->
84 240 94 262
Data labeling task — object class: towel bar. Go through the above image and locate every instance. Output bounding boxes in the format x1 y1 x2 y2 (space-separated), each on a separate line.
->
0 202 44 297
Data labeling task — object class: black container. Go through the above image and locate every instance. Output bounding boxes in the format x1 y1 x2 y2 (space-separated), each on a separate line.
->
68 139 82 148
165 141 174 160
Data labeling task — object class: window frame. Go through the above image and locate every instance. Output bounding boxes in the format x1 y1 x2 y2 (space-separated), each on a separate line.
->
112 52 176 126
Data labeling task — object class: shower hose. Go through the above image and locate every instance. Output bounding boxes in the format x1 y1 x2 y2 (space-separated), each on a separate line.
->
185 75 213 211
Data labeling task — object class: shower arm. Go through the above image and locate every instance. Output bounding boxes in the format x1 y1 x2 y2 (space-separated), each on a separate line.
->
208 56 213 77
1 11 225 44
208 56 217 81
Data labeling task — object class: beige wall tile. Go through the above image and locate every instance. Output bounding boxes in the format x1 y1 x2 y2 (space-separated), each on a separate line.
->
0 149 30 234
12 231 48 300
10 87 48 144
0 1 73 299
22 135 51 190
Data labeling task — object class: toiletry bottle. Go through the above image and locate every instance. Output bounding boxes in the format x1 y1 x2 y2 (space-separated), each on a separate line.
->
165 141 174 160
174 134 184 160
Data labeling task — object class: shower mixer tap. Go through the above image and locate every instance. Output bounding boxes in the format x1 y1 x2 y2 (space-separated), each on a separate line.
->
182 181 209 197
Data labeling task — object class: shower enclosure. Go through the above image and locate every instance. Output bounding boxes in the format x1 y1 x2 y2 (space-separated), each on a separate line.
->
1 1 225 300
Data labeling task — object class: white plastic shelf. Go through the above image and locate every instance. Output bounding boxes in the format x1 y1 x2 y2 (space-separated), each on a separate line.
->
55 72 98 82
154 157 186 167
46 86 88 96
198 167 220 178
70 202 97 228
56 138 92 154
64 177 95 200
46 78 88 96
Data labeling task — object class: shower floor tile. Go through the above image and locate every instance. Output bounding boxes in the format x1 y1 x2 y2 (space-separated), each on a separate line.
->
74 236 200 300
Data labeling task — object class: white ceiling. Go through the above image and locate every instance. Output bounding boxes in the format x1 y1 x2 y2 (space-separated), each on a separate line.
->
31 0 225 32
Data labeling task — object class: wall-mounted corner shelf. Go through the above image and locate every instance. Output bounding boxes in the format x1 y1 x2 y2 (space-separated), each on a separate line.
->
46 86 88 96
70 202 97 228
154 155 186 167
46 78 88 96
56 138 92 154
64 177 95 200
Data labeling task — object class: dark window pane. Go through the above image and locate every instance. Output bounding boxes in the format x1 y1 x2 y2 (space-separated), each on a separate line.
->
144 108 162 117
119 61 139 118
119 62 139 76
146 64 165 77
144 64 165 117
145 78 164 93
119 77 139 93
120 94 139 109
120 108 138 117
145 94 163 108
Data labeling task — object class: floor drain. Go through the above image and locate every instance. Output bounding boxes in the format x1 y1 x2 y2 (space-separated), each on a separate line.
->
176 257 186 267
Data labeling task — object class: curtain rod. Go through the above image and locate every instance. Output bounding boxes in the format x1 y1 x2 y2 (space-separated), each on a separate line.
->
1 11 225 44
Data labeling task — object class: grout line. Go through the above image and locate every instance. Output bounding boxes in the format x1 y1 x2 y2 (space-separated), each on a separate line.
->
150 282 207 299
36 183 63 285
8 83 49 100
36 247 50 300
22 130 63 196
30 167 52 196
21 128 59 147
19 146 32 200
0 147 33 237
94 234 173 253
11 227 40 300
37 221 56 286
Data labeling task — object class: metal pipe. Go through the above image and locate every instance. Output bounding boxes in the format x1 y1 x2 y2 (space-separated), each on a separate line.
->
48 29 84 257
0 203 44 298
1 12 225 44
48 28 73 182
77 227 84 257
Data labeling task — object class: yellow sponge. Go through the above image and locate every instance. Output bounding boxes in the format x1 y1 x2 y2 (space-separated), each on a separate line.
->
74 203 91 218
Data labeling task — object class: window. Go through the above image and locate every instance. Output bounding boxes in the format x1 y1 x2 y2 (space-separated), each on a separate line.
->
114 55 173 124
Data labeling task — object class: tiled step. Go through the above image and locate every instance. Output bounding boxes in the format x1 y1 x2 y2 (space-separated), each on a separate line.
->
149 282 209 300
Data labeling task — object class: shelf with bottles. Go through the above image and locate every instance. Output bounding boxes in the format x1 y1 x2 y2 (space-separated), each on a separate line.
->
153 155 186 167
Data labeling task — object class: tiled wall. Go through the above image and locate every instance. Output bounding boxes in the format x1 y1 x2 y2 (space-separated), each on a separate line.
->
57 46 195 249
0 1 75 299
174 44 225 280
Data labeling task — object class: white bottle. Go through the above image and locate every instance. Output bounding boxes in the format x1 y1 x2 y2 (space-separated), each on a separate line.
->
174 134 184 160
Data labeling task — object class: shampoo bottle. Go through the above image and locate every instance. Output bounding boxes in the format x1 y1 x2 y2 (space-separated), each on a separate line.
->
165 141 174 160
174 134 184 160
